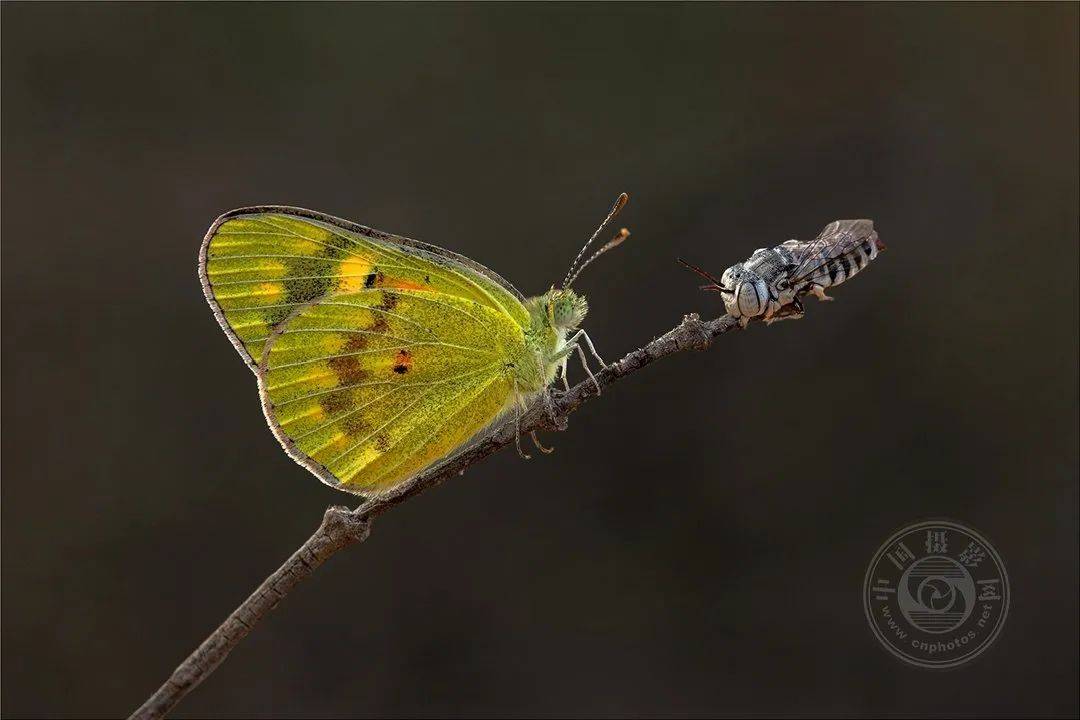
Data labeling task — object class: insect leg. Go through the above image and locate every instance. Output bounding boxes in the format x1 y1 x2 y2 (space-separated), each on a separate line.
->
810 285 834 302
575 343 602 394
568 329 606 367
530 430 554 454
765 308 804 324
542 385 559 422
530 390 558 454
512 386 531 460
550 342 577 388
552 337 602 392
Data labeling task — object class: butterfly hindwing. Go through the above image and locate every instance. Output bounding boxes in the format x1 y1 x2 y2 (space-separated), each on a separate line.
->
259 287 521 493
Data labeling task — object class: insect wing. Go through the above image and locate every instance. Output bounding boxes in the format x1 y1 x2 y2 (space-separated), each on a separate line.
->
200 208 533 495
200 206 530 371
257 288 521 494
788 219 877 284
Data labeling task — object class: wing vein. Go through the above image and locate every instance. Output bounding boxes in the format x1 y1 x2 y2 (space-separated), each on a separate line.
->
270 341 496 371
272 363 499 408
323 364 500 466
362 374 506 488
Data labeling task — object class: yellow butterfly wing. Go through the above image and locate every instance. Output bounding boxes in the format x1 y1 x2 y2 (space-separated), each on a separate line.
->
199 207 532 495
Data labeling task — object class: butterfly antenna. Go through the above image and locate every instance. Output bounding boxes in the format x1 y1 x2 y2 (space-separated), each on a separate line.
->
677 258 724 288
565 228 630 288
562 192 629 288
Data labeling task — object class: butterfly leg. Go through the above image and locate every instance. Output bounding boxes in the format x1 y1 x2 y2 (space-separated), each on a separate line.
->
551 344 578 389
574 343 602 394
810 284 834 302
530 430 554 454
568 329 606 368
512 388 531 460
514 429 530 459
530 390 558 454
542 385 560 423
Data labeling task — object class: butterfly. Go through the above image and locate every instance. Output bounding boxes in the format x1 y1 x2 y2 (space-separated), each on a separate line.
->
199 195 630 496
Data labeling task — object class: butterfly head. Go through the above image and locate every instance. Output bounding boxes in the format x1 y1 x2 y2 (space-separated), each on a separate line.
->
544 287 589 330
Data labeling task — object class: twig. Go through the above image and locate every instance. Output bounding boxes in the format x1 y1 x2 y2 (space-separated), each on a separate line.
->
129 312 742 720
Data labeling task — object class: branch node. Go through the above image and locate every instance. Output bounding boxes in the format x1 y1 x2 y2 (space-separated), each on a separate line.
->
321 505 373 545
679 313 713 351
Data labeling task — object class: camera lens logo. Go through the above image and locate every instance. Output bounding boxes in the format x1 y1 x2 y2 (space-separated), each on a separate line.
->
898 556 975 632
863 520 1008 668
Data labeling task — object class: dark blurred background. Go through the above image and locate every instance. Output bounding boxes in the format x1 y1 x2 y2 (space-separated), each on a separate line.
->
3 3 1077 718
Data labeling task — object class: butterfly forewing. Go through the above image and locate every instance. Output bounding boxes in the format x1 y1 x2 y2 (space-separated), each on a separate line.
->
200 207 529 369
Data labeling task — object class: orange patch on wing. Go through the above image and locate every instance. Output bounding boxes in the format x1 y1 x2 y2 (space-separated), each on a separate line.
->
384 278 428 291
392 349 413 374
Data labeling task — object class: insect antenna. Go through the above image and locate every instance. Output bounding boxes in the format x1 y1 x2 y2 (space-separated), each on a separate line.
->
565 228 630 288
562 192 629 288
677 258 727 292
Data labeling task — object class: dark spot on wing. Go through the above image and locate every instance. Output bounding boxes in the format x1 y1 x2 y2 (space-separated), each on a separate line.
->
340 412 371 436
374 434 391 452
262 244 348 327
327 334 372 385
319 387 372 437
376 291 399 312
320 389 351 416
392 348 413 374
364 270 384 288
322 231 359 253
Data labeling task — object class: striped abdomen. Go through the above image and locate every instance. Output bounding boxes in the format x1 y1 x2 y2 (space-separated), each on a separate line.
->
797 232 883 291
